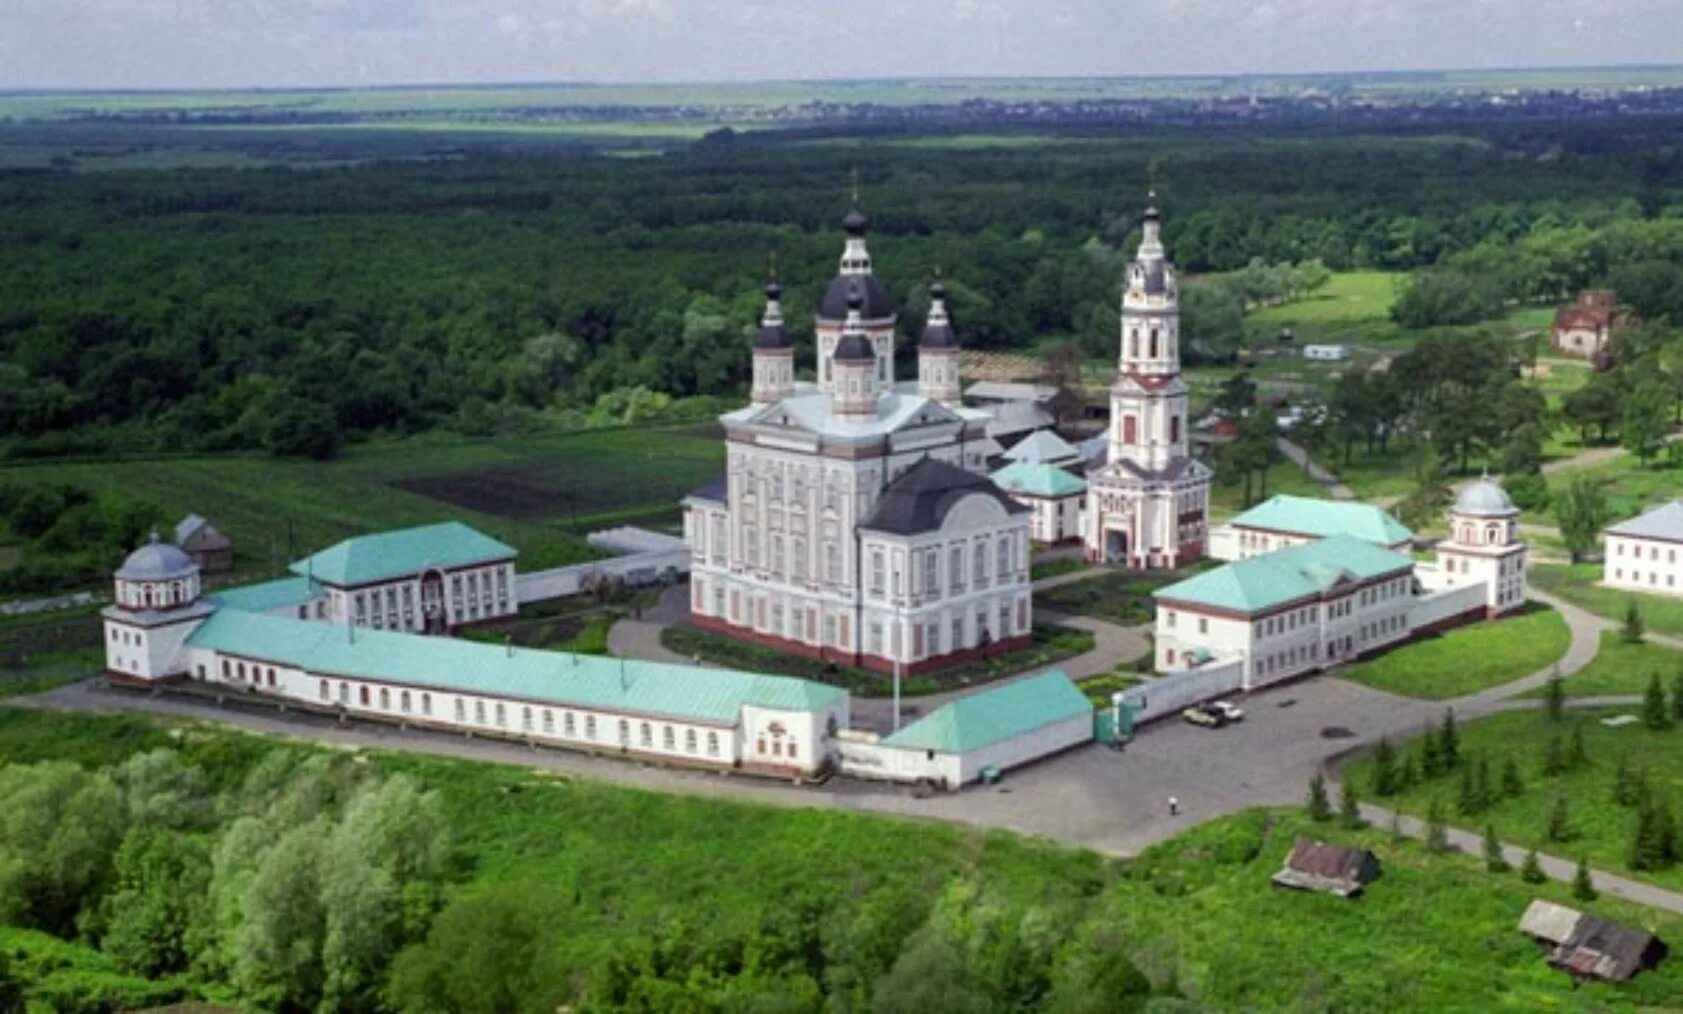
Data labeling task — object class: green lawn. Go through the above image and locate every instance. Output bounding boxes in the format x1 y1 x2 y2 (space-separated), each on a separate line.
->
1342 708 1683 894
1339 605 1571 699
1519 632 1683 699
1531 562 1683 637
659 623 1095 698
0 424 724 579
2 705 1681 1010
1247 271 1401 331
1035 564 1215 625
1546 454 1683 529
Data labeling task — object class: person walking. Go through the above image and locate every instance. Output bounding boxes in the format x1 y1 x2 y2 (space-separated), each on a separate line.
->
1169 795 1181 816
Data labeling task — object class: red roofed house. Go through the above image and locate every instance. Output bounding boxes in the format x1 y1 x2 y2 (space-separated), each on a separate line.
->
1551 290 1629 360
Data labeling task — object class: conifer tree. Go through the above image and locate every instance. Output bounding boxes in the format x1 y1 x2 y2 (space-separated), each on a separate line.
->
1396 751 1418 792
1501 757 1524 798
1520 848 1547 884
1572 858 1597 902
1439 709 1460 770
1613 757 1634 806
1567 724 1587 769
1546 794 1571 843
1483 824 1509 873
1369 737 1397 797
1645 672 1672 731
1425 798 1450 854
1339 779 1364 830
1420 725 1444 779
1544 669 1566 724
1306 771 1332 822
1623 600 1646 644
1543 736 1565 777
1673 665 1683 724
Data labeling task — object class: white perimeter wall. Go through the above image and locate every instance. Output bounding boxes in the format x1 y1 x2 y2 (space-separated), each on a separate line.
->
837 713 1093 788
1408 582 1486 630
516 549 690 604
1119 657 1246 724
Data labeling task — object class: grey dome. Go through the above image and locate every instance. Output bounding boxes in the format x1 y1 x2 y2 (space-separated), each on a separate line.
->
1455 478 1516 517
819 274 894 321
115 532 197 581
842 209 869 235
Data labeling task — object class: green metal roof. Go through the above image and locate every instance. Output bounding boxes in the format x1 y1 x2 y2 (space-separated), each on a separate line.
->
209 576 318 613
1002 429 1079 464
289 522 515 587
882 670 1089 754
187 608 845 724
1154 535 1413 614
1228 494 1412 546
990 461 1087 498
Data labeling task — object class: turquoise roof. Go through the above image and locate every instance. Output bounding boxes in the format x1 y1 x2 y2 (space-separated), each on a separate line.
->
883 670 1089 754
187 609 846 724
1229 494 1412 546
991 461 1087 498
209 576 319 613
1154 535 1413 614
1003 429 1079 464
290 522 515 587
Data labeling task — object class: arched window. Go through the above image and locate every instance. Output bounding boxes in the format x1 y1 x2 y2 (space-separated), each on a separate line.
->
400 691 411 713
522 707 533 732
618 719 630 746
360 686 370 706
1149 328 1160 358
421 693 431 716
586 715 597 739
685 729 698 753
543 710 554 734
663 726 675 751
565 712 577 737
640 722 652 747
319 680 330 701
379 688 390 709
707 732 720 757
494 703 506 727
475 700 486 724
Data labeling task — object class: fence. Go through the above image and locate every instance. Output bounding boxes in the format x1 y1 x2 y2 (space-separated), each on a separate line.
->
1409 582 1486 631
1117 656 1246 724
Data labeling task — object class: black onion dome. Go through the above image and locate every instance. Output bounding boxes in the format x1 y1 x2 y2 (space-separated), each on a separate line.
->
764 278 783 302
842 208 869 235
920 284 958 350
755 321 790 350
818 273 894 321
833 331 875 362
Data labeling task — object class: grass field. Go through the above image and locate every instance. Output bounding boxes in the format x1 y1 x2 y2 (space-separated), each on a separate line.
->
1 703 1681 1008
1035 564 1215 625
1247 271 1401 338
1342 707 1683 894
1339 605 1571 699
1546 453 1683 528
1520 632 1683 699
0 425 724 580
659 623 1095 697
1531 562 1683 636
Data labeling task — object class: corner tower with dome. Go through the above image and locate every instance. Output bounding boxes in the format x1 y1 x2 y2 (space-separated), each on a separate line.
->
103 531 215 683
683 210 1034 675
1084 199 1212 569
1430 475 1528 616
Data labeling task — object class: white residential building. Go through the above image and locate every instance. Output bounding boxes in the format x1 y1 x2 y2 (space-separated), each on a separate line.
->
1603 500 1683 597
683 214 1033 674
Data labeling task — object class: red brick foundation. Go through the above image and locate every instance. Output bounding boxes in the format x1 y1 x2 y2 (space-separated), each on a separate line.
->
689 615 1033 676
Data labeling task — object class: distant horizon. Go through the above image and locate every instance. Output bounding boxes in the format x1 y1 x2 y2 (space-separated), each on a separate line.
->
9 0 1683 93
6 61 1683 97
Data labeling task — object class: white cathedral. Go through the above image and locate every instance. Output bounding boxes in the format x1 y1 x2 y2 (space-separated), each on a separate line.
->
683 209 1036 674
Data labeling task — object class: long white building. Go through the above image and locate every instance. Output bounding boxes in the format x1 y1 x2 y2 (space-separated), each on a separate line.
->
683 213 1034 674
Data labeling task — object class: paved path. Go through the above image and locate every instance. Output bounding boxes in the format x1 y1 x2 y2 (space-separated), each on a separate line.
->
605 585 691 665
1353 801 1683 915
1275 437 1356 500
1036 610 1150 679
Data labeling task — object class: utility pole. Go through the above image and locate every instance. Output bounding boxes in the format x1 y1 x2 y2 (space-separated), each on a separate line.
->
892 656 902 734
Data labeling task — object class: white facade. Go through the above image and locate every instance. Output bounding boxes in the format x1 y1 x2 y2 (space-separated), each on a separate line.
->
1155 569 1415 690
316 561 517 633
1603 501 1683 598
684 217 1032 672
1424 482 1529 614
1019 492 1082 545
1606 536 1683 596
1084 201 1213 569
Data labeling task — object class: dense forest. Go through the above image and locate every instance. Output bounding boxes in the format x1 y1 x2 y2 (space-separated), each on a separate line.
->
3 115 1683 459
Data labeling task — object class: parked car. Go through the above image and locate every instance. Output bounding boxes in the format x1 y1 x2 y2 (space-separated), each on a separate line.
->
1182 701 1245 728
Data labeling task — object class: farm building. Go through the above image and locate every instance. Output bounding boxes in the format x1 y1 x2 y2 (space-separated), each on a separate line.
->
174 514 233 573
1551 290 1630 360
1271 838 1380 897
1518 900 1668 982
837 670 1092 788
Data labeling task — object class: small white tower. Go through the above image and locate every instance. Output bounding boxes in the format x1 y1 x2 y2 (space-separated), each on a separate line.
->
102 530 214 683
831 286 878 420
751 273 795 406
917 278 962 407
1436 476 1528 616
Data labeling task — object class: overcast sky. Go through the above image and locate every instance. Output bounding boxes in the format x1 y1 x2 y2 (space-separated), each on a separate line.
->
4 0 1683 91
